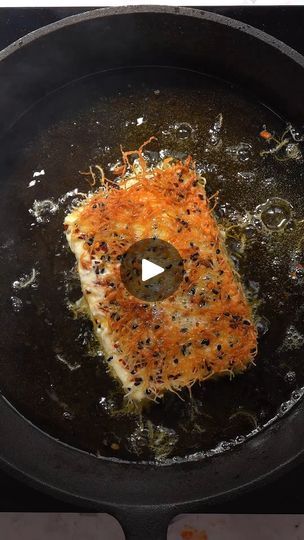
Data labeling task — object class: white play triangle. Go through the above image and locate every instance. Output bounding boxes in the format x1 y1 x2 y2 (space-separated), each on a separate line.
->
142 258 165 282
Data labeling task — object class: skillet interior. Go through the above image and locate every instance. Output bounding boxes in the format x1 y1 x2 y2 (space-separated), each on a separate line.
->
0 65 304 463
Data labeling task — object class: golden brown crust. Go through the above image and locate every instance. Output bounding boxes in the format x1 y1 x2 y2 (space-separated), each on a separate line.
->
67 153 257 399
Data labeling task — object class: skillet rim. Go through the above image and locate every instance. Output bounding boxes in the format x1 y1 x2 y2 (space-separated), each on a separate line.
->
0 5 304 510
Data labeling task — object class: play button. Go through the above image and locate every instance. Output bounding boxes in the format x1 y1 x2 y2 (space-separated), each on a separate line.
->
142 259 164 282
120 238 184 302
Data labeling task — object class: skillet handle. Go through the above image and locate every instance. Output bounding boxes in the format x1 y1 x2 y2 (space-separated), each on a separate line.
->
113 505 171 540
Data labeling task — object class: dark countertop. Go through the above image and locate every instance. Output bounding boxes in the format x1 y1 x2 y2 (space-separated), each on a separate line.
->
0 6 304 514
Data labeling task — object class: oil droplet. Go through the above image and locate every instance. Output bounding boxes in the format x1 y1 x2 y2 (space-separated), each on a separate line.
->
255 198 293 230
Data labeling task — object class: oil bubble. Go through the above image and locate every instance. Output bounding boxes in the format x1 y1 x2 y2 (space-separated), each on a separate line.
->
98 396 117 414
196 160 218 175
237 171 255 183
289 256 304 286
243 225 256 238
208 113 223 147
255 198 293 231
11 296 23 312
256 316 270 336
127 422 178 460
29 198 59 224
284 371 296 384
175 122 193 140
285 143 302 161
225 142 253 162
279 325 304 352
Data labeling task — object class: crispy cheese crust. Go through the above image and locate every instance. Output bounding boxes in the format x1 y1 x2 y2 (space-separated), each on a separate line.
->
64 151 257 401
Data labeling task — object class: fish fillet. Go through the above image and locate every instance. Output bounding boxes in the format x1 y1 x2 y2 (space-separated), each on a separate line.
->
64 146 257 401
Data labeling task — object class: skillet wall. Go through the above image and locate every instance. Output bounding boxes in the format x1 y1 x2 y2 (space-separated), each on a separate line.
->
0 7 304 138
0 4 304 520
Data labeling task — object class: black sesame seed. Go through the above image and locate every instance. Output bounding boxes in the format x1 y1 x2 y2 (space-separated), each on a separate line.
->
180 328 188 333
181 343 191 355
173 358 179 364
154 324 160 330
190 252 199 261
201 339 210 346
217 344 222 351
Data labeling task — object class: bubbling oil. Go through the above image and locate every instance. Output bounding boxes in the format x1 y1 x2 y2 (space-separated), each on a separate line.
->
0 67 303 463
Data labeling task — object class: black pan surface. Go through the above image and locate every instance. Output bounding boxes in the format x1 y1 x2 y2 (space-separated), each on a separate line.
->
0 7 304 540
1 65 304 465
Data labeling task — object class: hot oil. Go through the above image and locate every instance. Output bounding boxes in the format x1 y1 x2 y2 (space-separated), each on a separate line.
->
0 67 303 463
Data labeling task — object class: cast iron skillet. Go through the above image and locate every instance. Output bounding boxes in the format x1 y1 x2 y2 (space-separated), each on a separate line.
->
0 6 304 539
